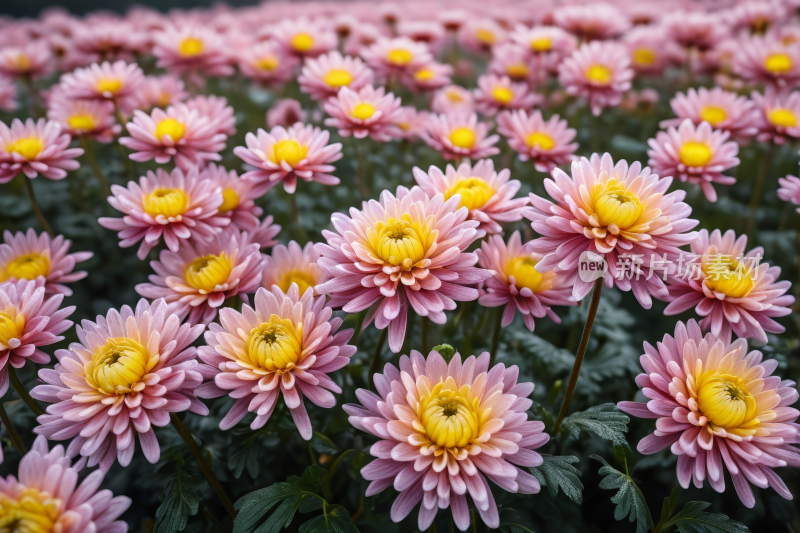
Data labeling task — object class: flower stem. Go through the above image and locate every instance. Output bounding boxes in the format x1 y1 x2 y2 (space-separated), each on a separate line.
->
552 277 603 436
367 328 388 392
22 178 54 237
747 144 776 236
351 310 366 346
355 140 370 200
287 193 309 244
9 366 45 417
80 137 112 197
170 413 237 518
0 401 27 455
488 308 503 367
421 317 429 354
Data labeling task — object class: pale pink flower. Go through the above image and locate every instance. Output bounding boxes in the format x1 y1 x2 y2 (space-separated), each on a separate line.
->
728 0 787 34
315 186 491 353
134 74 189 111
477 231 575 332
734 35 800 88
237 40 298 85
344 22 386 57
0 278 74 397
777 174 800 213
99 166 229 260
0 229 92 296
661 87 759 139
618 319 800 508
57 60 145 112
267 98 306 129
244 216 282 250
421 113 500 161
271 17 338 58
200 162 263 232
524 153 699 307
323 85 403 142
400 61 453 93
509 25 576 57
299 51 374 101
751 87 800 143
663 11 729 51
0 78 17 112
647 119 740 202
343 350 548 530
457 18 508 54
0 118 83 184
558 41 634 116
70 19 145 63
397 20 447 54
234 123 343 195
474 74 540 117
119 103 227 170
624 26 683 76
0 435 131 531
413 159 528 235
47 90 119 143
185 94 236 137
431 85 476 116
32 298 208 471
553 3 631 40
664 229 794 344
0 41 53 79
489 43 542 86
497 109 579 173
153 24 234 77
389 106 431 141
261 241 325 294
361 37 433 81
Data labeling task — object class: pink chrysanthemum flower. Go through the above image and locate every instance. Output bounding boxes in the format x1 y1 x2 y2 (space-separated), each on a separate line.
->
431 85 475 116
412 159 528 235
389 106 431 141
421 113 500 161
271 17 338 58
47 90 119 143
119 103 227 170
70 19 143 63
234 123 343 195
489 43 540 86
196 285 355 437
524 153 699 307
734 35 800 88
343 349 548 530
457 18 508 54
397 20 447 54
0 41 53 79
315 186 491 352
135 229 264 325
244 216 281 251
474 74 540 116
153 25 234 77
57 60 145 111
361 37 433 81
509 24 576 59
1 229 92 296
477 231 574 332
647 119 740 202
751 87 800 143
618 319 800 508
299 51 374 101
323 85 403 142
99 166 229 260
400 61 453 93
661 87 759 139
558 41 634 116
201 162 263 232
0 436 131 531
185 94 236 137
262 241 324 294
624 26 683 76
134 74 189 111
0 78 17 112
663 11 727 51
32 298 208 471
0 118 84 184
729 0 786 34
663 229 794 344
497 109 578 172
553 3 631 40
0 278 74 397
237 40 299 85
777 174 800 213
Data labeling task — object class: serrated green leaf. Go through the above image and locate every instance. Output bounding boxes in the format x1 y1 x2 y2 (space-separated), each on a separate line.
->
591 455 653 533
299 505 360 533
529 454 583 504
561 403 630 448
154 471 201 533
233 483 307 533
310 431 339 454
664 502 749 533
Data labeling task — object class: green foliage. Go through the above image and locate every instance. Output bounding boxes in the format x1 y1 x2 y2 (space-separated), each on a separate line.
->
432 343 456 361
592 452 654 533
499 524 538 533
299 505 359 533
561 403 630 448
652 488 750 533
154 465 201 533
529 455 584 504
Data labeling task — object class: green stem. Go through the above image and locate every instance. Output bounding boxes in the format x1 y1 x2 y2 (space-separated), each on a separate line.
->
287 193 309 244
351 310 366 346
747 144 776 236
22 177 54 237
367 328 388 392
170 413 237 518
421 317 429 354
449 511 456 533
552 277 603 435
0 402 27 455
9 366 45 416
488 308 503 366
355 141 370 200
80 137 112 197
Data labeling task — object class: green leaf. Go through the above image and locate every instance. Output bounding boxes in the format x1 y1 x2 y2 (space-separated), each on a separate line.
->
561 403 630 448
154 471 201 533
591 455 654 533
233 483 307 533
653 487 682 533
299 505 360 533
664 502 749 533
254 495 304 533
310 431 339 455
529 454 583 504
499 524 537 533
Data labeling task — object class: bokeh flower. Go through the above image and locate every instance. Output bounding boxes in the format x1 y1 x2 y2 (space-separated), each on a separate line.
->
624 26 682 76
558 41 634 116
457 18 508 54
361 37 433 80
267 98 306 129
777 174 800 213
134 74 189 111
421 113 500 161
185 94 236 137
47 90 119 143
323 85 402 142
751 87 800 143
153 24 234 77
237 40 298 85
554 3 631 40
261 240 324 295
734 35 800 88
0 41 53 79
401 61 453 93
0 118 84 183
0 78 18 112
473 74 540 116
57 60 144 112
661 87 759 139
299 50 374 100
271 17 338 58
497 109 578 172
431 85 475 116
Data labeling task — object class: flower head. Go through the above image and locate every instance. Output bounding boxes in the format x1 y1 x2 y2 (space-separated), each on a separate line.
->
134 74 189 111
558 41 634 116
361 37 433 80
618 320 800 508
510 24 577 58
661 87 759 139
663 11 727 51
262 240 325 295
32 298 208 471
624 26 683 76
47 89 119 143
0 41 53 79
474 74 540 116
553 3 631 40
431 85 476 116
299 50 374 101
153 24 234 77
489 42 542 86
343 349 548 530
201 163 263 232
185 94 236 137
196 285 355 437
271 17 338 58
421 113 500 161
457 18 508 54
0 118 84 184
57 60 144 112
267 98 306 129
734 35 800 88
497 109 578 172
751 86 800 143
777 174 800 213
323 85 403 142
238 40 299 85
400 61 453 93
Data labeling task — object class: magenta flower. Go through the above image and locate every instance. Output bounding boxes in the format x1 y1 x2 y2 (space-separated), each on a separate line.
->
0 118 84 183
647 119 740 202
299 50 374 101
343 349 548 530
558 41 634 116
497 109 578 172
32 298 208 471
323 85 403 142
474 74 540 116
777 174 800 213
201 162 263 232
99 166 229 260
421 113 500 161
751 87 800 144
271 17 338 58
315 186 490 353
153 24 234 77
196 285 355 437
618 320 800 508
664 229 794 344
734 35 800 88
661 87 759 139
238 40 299 85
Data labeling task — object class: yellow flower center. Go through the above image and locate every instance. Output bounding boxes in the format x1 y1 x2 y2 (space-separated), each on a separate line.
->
525 132 554 150
506 62 529 79
1 252 50 281
67 114 97 131
589 179 645 230
324 69 352 88
85 338 156 395
476 28 496 45
585 64 612 84
352 102 376 120
278 269 317 295
449 127 476 149
368 215 432 270
444 177 494 210
504 256 550 293
699 106 727 126
6 138 44 160
701 254 755 298
419 381 480 449
184 253 233 292
245 315 303 373
95 77 123 95
530 37 552 52
271 139 308 167
154 118 186 142
143 188 189 219
414 69 435 81
10 53 31 71
679 141 713 168
256 56 279 71
0 486 60 533
632 47 657 66
0 309 25 348
696 373 757 429
492 86 514 105
291 33 315 52
387 48 413 65
768 108 797 127
179 37 204 57
764 52 792 74
219 188 240 213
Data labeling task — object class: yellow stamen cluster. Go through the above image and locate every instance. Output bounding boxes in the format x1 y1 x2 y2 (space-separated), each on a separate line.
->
67 114 97 132
444 177 494 211
699 106 727 126
95 77 123 95
270 139 308 167
219 188 240 213
351 102 376 120
368 215 433 270
585 64 612 84
6 137 44 160
764 52 792 74
476 29 496 45
256 56 280 72
588 179 645 230
448 127 476 149
387 48 413 66
154 118 186 142
696 373 758 430
244 315 303 373
184 253 233 292
506 63 529 79
768 108 797 128
504 256 552 293
491 86 514 105
530 37 552 52
9 53 31 71
0 308 25 348
632 47 657 66
324 69 353 88
679 141 713 168
143 188 189 218
702 254 755 298
526 132 555 151
1 252 50 281
179 37 204 57
414 69 435 82
0 486 61 533
291 33 315 53
85 337 156 396
418 380 481 450
277 269 318 295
